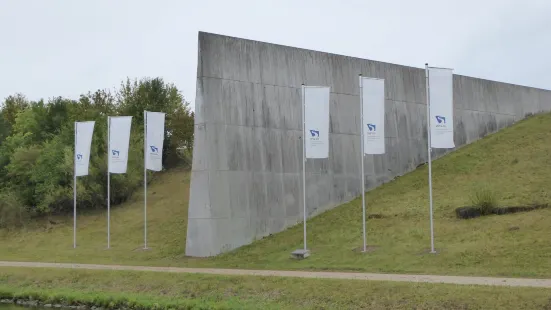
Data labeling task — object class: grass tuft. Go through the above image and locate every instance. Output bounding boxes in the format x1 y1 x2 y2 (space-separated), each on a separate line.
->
469 186 499 215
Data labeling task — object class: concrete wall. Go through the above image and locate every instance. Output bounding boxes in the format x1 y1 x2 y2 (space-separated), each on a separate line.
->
186 31 551 257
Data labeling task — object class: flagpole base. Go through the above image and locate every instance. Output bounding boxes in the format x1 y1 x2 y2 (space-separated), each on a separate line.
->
291 249 310 259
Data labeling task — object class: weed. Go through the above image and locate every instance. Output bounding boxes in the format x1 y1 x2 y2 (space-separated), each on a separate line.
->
470 187 499 215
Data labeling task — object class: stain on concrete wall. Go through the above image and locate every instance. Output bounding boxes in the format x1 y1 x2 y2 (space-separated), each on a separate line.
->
186 32 551 257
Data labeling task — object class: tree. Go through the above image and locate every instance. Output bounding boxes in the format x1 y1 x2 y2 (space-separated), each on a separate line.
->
0 77 195 221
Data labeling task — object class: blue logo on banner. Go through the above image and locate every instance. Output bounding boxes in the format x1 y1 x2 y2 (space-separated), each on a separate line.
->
76 154 83 160
150 145 159 153
367 124 376 132
435 115 446 124
309 130 320 137
111 150 120 156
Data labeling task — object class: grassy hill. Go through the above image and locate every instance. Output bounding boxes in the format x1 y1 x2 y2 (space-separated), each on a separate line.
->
2 112 551 278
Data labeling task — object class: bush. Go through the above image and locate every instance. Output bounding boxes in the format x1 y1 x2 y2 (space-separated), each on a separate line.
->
0 192 29 228
0 77 195 217
469 187 499 215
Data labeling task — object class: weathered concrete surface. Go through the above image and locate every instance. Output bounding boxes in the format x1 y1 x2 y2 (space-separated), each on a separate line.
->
186 31 551 257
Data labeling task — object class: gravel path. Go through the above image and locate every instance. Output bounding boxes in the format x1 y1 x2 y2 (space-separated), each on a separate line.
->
2 261 551 288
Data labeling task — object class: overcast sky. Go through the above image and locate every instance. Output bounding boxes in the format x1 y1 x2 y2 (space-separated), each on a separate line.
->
1 0 550 110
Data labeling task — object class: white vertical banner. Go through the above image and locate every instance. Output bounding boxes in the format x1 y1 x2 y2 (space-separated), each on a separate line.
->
425 64 454 254
108 116 133 174
358 76 385 253
74 121 95 249
143 111 166 250
361 77 385 155
304 86 330 159
75 121 95 176
293 85 330 258
145 111 166 171
107 115 131 249
428 67 455 149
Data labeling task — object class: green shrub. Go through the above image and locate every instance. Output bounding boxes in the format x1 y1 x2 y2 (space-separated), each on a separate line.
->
469 187 499 215
0 77 194 217
0 191 29 228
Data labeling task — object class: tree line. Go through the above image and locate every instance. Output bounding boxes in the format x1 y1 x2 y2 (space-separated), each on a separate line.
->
0 77 194 228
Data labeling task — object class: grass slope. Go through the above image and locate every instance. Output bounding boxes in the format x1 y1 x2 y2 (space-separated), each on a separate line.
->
2 113 551 277
3 267 551 310
0 168 190 265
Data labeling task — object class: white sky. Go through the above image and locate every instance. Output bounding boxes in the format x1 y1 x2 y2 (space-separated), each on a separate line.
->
1 0 550 110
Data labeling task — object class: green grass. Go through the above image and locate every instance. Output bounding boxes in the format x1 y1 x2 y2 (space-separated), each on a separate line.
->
3 267 551 310
2 113 551 277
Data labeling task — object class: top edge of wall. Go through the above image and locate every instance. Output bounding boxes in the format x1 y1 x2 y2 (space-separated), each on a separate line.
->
197 31 551 93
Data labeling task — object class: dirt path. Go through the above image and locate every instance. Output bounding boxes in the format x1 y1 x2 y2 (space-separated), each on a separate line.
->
2 261 551 288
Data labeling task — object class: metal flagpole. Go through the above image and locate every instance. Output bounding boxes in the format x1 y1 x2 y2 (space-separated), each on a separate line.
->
73 122 77 249
301 84 307 251
425 63 436 254
107 116 111 249
144 111 148 249
359 75 367 252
